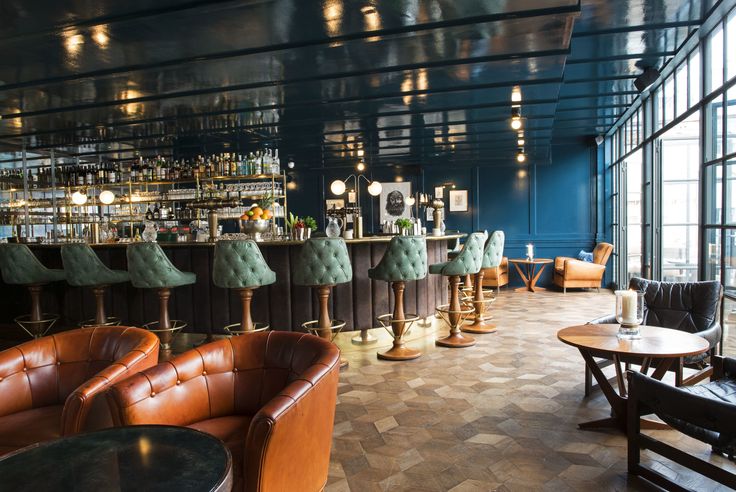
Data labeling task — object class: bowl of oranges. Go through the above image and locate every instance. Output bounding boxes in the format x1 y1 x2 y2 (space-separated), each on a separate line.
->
240 205 272 235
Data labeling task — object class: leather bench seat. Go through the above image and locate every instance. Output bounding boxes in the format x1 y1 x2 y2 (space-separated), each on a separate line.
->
0 405 64 455
189 415 253 489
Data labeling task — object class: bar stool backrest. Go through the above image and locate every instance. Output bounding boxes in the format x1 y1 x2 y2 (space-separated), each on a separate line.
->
369 236 427 282
126 242 195 289
435 232 486 276
293 237 353 287
61 243 129 287
213 239 276 289
482 231 505 269
0 243 64 285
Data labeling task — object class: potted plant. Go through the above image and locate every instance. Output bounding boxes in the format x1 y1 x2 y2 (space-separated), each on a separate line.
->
303 216 317 239
286 213 306 240
395 218 413 236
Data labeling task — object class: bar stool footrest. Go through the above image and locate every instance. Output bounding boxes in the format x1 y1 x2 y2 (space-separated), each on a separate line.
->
224 322 270 336
81 317 122 328
14 314 59 338
302 319 347 343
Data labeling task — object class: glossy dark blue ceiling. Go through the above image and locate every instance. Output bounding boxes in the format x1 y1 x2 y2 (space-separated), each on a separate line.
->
0 0 709 167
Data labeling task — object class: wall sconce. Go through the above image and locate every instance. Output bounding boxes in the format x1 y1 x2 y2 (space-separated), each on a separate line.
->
71 190 88 205
99 190 115 205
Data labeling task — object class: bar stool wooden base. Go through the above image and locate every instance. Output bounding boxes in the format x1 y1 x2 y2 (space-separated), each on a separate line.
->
142 288 186 354
15 285 58 338
222 288 270 335
376 281 421 361
435 276 475 348
80 285 122 327
303 285 349 369
462 270 497 334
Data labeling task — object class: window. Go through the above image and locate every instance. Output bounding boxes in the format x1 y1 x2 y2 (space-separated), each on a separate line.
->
676 62 688 117
728 87 736 156
727 11 736 81
664 75 675 126
689 50 701 108
705 163 722 225
654 86 664 131
707 95 724 160
708 25 724 93
626 151 643 280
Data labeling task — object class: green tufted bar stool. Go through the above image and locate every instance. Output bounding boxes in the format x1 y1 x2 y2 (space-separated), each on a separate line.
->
61 243 129 327
463 230 504 334
369 236 427 361
0 243 65 338
293 237 353 368
213 239 276 335
126 242 196 352
429 232 485 348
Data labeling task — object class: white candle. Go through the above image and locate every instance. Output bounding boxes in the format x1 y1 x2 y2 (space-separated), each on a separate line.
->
621 290 637 324
526 243 534 259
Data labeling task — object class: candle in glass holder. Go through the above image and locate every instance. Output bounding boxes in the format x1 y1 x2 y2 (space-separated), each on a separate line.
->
526 243 534 260
621 290 637 324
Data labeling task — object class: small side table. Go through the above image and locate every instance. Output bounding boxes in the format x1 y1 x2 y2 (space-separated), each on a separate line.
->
509 258 553 292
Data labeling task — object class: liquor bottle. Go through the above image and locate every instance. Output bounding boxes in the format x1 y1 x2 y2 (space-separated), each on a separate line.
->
86 166 95 185
273 149 280 174
130 161 138 182
77 166 85 186
109 163 117 184
145 206 154 221
153 204 161 220
97 164 105 184
230 154 238 176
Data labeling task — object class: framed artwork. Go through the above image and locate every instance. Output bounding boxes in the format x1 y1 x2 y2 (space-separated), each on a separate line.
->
325 199 344 211
378 182 412 222
449 190 468 212
434 186 444 199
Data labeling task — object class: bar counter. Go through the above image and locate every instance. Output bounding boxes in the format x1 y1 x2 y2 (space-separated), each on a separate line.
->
0 235 459 335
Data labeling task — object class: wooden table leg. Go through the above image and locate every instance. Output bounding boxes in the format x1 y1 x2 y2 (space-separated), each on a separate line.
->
579 349 626 430
512 262 531 292
528 263 547 292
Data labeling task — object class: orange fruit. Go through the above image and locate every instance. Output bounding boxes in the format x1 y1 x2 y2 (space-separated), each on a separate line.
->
252 207 263 216
261 209 272 220
240 214 250 221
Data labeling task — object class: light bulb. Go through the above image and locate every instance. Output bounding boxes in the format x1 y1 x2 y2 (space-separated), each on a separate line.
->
71 191 88 205
330 179 346 195
511 87 522 103
367 181 382 196
99 190 115 204
357 149 364 157
405 196 416 206
517 138 525 146
356 161 366 172
510 118 522 130
516 151 526 163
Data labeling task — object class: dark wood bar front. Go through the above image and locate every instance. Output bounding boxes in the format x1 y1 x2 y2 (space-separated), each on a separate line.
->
0 236 455 335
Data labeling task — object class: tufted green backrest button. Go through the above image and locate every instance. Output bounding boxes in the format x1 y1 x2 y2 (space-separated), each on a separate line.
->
293 238 352 286
369 236 428 282
213 240 276 289
126 242 196 289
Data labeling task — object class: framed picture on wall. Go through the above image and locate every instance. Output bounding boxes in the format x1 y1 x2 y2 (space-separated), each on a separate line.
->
434 186 444 199
325 199 344 211
449 190 468 212
378 182 412 222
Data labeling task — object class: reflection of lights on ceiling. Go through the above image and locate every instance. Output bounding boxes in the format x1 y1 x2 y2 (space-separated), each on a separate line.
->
417 68 428 99
516 149 526 163
510 107 522 130
323 1 343 42
361 4 381 39
120 89 143 115
518 170 527 179
91 25 109 47
357 148 364 157
63 30 84 55
518 138 525 146
287 181 297 190
356 160 366 172
511 86 522 103
401 73 413 105
395 176 404 182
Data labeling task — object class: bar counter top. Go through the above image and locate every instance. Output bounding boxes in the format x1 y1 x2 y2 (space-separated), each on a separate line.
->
1 234 458 335
26 233 464 248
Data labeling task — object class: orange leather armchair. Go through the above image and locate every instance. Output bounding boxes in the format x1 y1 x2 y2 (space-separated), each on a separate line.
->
482 257 509 290
106 331 340 492
553 242 614 293
0 326 160 456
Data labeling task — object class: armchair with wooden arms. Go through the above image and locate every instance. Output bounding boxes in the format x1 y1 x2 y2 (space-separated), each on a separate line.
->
627 356 736 491
553 242 613 293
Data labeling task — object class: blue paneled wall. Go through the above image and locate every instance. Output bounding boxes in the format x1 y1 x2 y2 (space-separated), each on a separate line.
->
287 140 607 289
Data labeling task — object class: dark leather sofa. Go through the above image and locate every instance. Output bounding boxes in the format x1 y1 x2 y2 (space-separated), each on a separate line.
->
0 326 160 455
106 331 340 492
587 277 721 395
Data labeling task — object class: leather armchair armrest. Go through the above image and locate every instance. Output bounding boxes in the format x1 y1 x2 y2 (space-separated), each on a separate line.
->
628 370 736 436
588 314 617 325
62 347 158 435
554 257 573 271
694 322 722 351
562 259 605 280
245 362 339 492
713 356 736 380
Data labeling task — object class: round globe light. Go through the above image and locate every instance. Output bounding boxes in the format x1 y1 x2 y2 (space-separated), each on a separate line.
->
71 191 88 205
356 161 366 172
367 181 383 196
330 179 346 195
99 190 115 205
510 118 522 130
405 196 416 206
516 152 526 163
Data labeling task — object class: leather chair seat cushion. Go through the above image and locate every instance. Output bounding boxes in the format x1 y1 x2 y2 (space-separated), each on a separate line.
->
293 238 353 286
429 261 449 275
61 244 130 287
369 236 427 282
213 240 276 289
0 244 65 286
658 379 736 453
0 405 63 455
188 415 252 485
127 243 197 289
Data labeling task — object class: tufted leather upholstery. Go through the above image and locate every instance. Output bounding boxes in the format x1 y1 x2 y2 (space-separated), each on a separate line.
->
429 232 485 276
126 242 196 289
482 257 509 288
0 326 159 456
213 240 276 289
553 242 613 291
0 243 65 285
292 238 353 287
106 331 340 492
482 231 505 269
61 243 129 287
368 236 427 283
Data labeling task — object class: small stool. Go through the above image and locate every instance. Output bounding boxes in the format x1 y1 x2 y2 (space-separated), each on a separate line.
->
61 243 129 327
126 242 196 352
429 232 485 348
213 239 275 335
463 230 504 334
0 243 65 338
293 238 352 369
369 236 427 361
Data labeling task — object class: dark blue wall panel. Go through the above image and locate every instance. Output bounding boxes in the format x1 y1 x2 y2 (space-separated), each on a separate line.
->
287 140 607 289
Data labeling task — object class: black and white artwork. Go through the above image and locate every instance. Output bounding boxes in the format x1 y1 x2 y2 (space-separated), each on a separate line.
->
378 182 412 222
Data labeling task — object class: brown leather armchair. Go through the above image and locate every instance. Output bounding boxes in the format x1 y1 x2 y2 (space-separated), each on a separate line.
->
553 242 613 293
482 257 509 290
0 326 160 456
106 331 340 492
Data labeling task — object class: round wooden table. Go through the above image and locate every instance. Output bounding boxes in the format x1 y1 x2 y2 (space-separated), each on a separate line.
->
558 324 710 431
509 258 553 292
0 425 233 492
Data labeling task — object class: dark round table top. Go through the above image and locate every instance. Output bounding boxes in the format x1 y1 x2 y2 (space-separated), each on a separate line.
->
0 425 233 492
